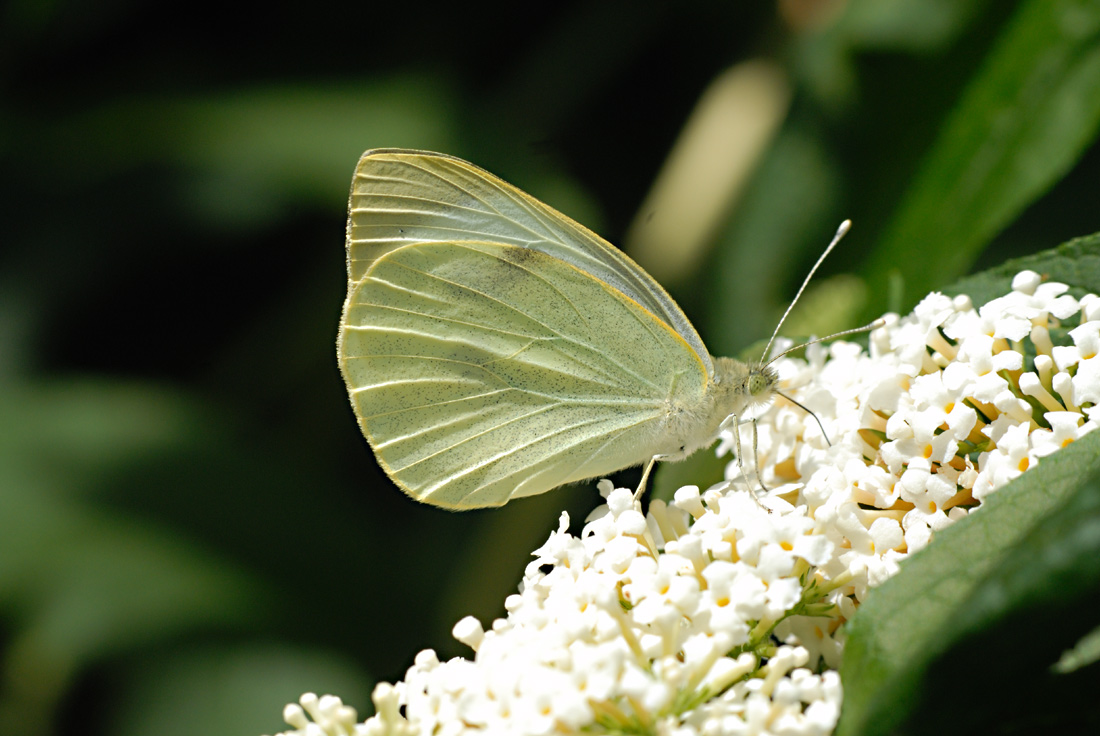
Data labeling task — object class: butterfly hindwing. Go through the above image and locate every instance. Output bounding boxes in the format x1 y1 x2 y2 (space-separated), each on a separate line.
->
338 240 708 508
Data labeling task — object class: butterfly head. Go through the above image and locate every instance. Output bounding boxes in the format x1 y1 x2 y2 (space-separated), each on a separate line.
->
746 362 780 408
709 356 779 416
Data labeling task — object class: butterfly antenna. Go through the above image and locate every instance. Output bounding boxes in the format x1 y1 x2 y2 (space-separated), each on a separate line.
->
776 390 832 446
760 220 851 363
765 319 886 366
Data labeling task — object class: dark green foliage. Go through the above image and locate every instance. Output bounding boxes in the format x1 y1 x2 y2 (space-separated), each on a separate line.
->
2 0 1099 734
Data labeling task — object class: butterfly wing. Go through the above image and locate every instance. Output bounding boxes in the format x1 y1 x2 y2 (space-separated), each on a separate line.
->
345 149 714 377
338 240 709 508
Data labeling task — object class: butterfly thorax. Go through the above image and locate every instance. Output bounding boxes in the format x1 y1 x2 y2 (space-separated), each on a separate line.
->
712 354 780 426
656 356 779 462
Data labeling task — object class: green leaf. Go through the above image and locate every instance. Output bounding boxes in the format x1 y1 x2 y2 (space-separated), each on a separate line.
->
944 230 1100 305
1054 623 1100 674
894 461 1100 734
837 412 1100 736
860 0 1100 320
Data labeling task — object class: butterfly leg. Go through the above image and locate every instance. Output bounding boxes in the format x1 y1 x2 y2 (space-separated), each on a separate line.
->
634 455 660 505
731 415 768 492
731 414 745 490
752 417 769 492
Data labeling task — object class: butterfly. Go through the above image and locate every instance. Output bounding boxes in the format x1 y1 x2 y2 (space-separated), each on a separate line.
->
337 149 865 508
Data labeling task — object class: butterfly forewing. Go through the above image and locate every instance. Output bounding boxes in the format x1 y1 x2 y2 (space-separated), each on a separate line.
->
338 240 709 508
346 149 713 377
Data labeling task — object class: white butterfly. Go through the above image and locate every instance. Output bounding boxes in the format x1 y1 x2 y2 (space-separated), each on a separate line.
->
338 149 865 508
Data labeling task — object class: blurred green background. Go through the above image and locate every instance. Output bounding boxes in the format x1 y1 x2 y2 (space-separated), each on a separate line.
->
2 1 1099 734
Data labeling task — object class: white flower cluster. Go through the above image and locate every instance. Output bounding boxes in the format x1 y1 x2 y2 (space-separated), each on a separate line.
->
268 271 1098 736
737 270 1099 561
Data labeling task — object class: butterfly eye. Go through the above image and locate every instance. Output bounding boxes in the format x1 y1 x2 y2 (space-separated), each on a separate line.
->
748 370 770 398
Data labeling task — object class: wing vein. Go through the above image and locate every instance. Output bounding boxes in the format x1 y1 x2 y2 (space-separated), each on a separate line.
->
367 259 662 392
